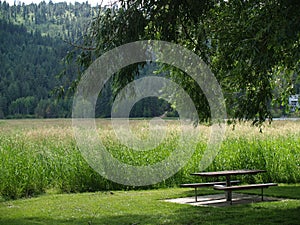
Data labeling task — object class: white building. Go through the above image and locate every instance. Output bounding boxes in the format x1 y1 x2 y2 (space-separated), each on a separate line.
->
288 95 299 111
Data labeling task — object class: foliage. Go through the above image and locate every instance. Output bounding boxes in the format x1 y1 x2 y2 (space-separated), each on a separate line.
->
0 1 96 39
1 1 299 120
0 19 72 118
0 1 178 119
74 0 300 125
210 0 300 123
1 119 300 199
0 1 99 119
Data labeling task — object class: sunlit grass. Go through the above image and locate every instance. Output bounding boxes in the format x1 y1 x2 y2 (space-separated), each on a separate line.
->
1 186 300 225
1 119 300 199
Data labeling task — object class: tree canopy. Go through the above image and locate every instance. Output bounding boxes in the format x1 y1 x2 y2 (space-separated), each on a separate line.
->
74 0 300 124
0 1 97 118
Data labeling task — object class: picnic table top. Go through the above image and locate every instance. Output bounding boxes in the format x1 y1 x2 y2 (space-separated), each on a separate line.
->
191 169 266 177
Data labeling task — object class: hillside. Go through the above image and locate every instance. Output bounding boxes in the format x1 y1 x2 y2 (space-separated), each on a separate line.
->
0 1 176 119
0 1 98 118
0 1 97 39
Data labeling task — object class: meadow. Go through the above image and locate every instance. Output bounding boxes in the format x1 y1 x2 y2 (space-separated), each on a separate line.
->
0 119 300 200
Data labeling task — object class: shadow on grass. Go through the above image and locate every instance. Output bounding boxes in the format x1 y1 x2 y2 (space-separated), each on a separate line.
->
1 203 300 225
234 185 300 199
176 188 220 197
263 185 300 199
180 203 300 224
1 185 300 225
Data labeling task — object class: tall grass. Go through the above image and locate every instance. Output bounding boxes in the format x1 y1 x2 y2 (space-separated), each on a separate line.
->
0 119 300 199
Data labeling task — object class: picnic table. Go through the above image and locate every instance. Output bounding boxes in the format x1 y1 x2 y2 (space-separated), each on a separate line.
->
190 169 274 203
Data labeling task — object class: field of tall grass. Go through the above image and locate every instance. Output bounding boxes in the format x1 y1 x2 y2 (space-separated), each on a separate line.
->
0 119 300 200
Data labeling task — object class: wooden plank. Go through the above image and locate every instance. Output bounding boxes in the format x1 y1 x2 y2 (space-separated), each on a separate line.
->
191 169 266 177
180 180 240 188
180 180 240 202
213 183 278 191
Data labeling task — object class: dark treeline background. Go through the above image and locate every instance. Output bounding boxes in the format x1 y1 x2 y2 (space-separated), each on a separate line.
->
0 1 175 119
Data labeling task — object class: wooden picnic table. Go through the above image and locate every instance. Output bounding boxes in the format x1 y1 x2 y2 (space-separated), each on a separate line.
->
191 169 267 201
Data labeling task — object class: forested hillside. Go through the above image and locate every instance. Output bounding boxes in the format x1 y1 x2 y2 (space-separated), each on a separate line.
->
0 1 174 119
0 1 96 118
0 19 68 118
0 1 96 39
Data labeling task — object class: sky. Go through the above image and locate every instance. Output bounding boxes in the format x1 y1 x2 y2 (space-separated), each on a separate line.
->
5 0 116 7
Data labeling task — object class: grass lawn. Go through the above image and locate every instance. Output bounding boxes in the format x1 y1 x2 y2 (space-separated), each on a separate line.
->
0 185 300 225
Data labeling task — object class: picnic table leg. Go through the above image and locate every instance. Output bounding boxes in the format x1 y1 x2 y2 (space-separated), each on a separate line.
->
225 175 232 202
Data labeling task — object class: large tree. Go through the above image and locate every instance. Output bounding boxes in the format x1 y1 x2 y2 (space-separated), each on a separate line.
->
72 0 300 124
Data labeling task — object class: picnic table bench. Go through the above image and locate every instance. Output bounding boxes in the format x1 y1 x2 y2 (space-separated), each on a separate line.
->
214 183 278 204
180 180 240 202
182 169 278 204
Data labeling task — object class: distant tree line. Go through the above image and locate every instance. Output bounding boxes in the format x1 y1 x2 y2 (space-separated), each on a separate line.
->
0 0 96 40
0 1 176 119
0 19 72 118
0 1 95 118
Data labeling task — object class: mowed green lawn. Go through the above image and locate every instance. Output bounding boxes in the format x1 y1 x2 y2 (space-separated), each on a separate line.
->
1 186 300 225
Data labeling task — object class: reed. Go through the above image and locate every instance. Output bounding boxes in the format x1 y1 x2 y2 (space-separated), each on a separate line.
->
0 119 299 199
